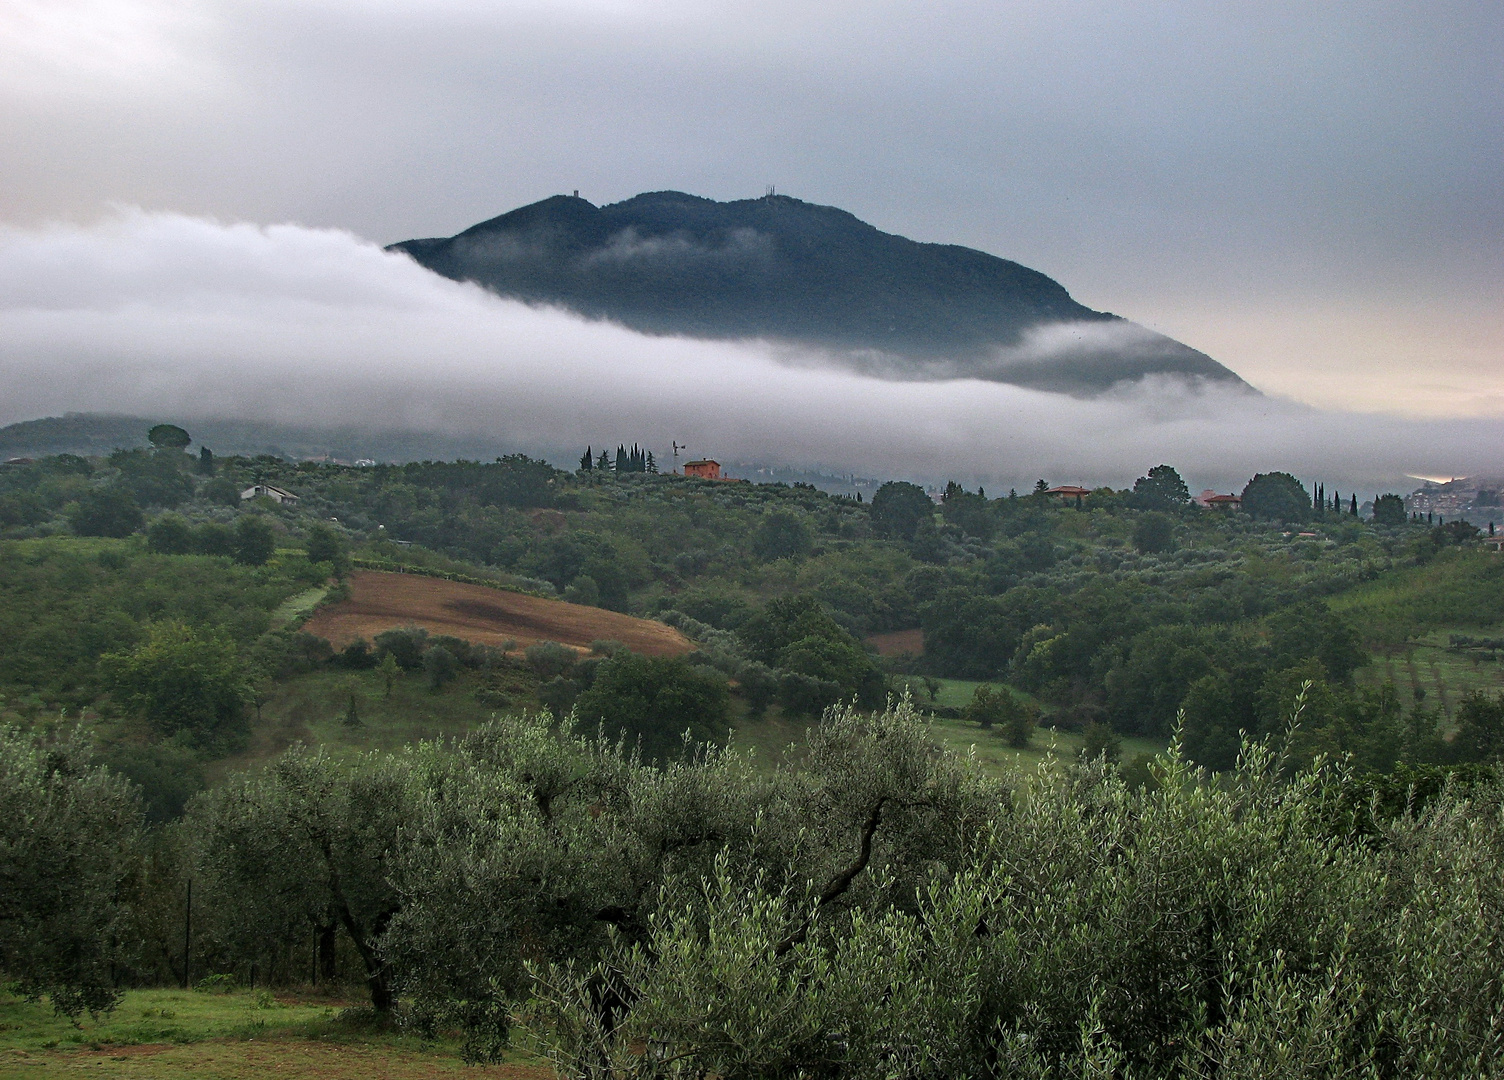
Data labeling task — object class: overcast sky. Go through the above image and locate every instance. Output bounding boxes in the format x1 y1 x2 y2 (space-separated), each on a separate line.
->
1 1 1500 471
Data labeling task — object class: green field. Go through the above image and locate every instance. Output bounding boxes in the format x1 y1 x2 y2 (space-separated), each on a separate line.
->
0 988 544 1079
269 584 329 627
916 678 1168 774
232 672 1118 782
208 664 536 782
1357 631 1504 724
1329 549 1504 645
1329 549 1504 722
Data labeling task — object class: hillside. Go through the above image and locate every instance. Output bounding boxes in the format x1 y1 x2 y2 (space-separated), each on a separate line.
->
0 412 521 463
389 191 1249 395
302 570 694 655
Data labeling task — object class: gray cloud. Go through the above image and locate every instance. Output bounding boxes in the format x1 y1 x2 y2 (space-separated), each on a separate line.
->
1 211 1499 494
0 2 1498 416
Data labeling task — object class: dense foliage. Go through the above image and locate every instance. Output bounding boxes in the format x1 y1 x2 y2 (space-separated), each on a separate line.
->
3 438 1500 784
6 706 1504 1078
0 727 141 1016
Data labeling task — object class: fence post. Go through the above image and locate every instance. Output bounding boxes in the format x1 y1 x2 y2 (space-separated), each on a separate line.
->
182 879 192 990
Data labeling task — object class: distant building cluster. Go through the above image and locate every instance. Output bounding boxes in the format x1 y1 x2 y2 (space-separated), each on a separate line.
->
1405 477 1503 526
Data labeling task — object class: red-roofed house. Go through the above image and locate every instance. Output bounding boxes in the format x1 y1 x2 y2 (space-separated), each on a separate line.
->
682 459 722 479
1045 485 1092 504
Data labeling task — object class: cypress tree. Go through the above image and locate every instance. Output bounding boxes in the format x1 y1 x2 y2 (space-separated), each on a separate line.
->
580 446 593 472
1350 493 1358 515
646 451 657 473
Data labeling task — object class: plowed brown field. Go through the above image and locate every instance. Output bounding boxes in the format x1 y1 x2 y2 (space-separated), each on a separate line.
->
866 628 924 656
303 571 693 656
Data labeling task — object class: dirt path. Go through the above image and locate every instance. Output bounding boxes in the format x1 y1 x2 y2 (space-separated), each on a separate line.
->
303 571 693 656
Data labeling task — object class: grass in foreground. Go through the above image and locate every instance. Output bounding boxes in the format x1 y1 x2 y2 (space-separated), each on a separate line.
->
0 988 546 1079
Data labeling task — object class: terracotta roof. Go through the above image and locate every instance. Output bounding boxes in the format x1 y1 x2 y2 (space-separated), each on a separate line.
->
1045 485 1091 496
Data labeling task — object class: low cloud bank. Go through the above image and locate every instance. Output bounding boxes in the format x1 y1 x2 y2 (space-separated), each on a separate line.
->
0 210 1498 492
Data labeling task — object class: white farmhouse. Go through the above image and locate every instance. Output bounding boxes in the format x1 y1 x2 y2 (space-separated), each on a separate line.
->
240 483 299 505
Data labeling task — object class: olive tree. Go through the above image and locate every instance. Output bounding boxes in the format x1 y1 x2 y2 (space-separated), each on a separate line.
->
188 745 425 1010
387 701 1007 1061
0 728 142 1016
522 737 1504 1080
102 621 251 746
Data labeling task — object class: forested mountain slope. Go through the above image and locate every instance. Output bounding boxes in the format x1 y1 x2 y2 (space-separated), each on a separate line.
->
391 191 1249 394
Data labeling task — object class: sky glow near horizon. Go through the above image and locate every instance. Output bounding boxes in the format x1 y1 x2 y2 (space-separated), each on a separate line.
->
0 1 1500 478
2 211 1501 493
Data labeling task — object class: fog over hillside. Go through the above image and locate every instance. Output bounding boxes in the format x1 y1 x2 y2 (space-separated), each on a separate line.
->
390 191 1246 395
1 210 1499 492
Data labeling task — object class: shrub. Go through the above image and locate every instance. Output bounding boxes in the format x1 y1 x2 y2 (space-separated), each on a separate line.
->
751 511 813 561
423 645 459 691
69 488 144 538
200 477 241 507
525 641 578 681
574 652 730 759
374 625 430 671
233 515 277 566
1132 512 1175 554
193 521 237 556
1080 719 1122 763
146 513 195 554
101 621 251 744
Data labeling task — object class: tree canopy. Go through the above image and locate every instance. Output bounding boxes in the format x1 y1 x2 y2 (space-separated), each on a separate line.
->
1240 471 1311 521
147 424 191 450
1130 464 1191 511
868 481 933 541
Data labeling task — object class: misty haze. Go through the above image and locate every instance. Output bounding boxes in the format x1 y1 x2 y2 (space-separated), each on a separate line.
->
2 2 1502 1077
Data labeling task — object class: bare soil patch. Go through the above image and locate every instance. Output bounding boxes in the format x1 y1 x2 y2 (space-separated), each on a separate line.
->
303 571 693 657
866 628 924 656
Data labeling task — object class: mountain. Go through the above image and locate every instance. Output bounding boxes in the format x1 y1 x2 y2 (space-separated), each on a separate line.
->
389 191 1249 395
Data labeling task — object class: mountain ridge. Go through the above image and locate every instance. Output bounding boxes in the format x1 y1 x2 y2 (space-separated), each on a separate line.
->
390 191 1250 395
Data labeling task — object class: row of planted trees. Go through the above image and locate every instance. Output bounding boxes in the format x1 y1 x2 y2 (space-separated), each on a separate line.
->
4 701 1504 1078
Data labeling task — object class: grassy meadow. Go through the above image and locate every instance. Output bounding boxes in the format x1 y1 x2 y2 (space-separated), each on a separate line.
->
0 987 545 1079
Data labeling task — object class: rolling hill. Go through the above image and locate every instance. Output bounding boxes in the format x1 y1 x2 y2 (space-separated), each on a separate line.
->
390 191 1250 395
